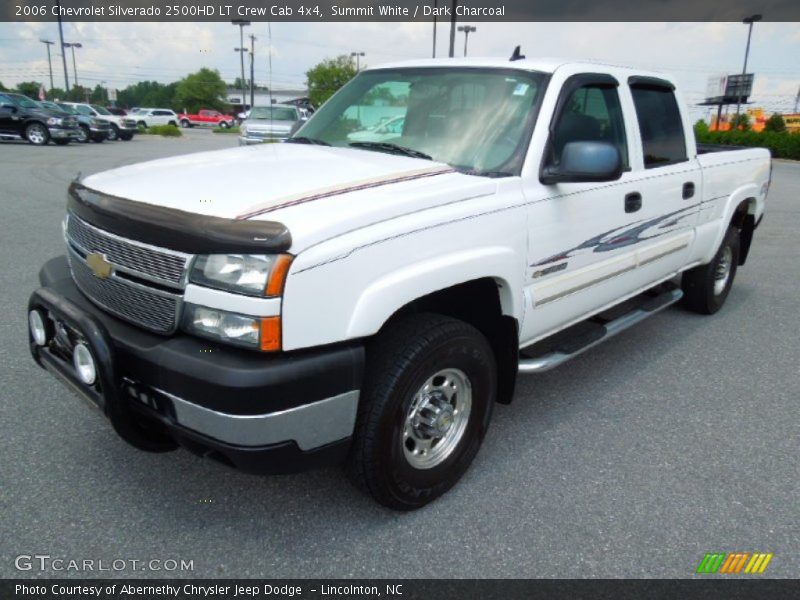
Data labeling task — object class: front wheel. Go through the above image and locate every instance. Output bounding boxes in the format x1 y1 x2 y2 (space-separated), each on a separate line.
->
25 122 50 145
347 313 496 510
107 124 119 141
180 119 191 128
218 120 229 129
682 225 740 314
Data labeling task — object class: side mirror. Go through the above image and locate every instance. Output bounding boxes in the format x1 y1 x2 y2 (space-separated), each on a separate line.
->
540 141 622 185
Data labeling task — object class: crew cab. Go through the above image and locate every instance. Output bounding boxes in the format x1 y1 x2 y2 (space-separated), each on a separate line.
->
39 101 111 143
177 109 236 128
28 58 770 510
0 92 79 145
60 102 138 141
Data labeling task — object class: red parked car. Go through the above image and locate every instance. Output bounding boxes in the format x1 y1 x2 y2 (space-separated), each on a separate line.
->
177 109 236 128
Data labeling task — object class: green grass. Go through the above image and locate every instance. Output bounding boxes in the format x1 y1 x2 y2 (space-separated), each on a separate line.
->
141 124 182 137
212 126 240 134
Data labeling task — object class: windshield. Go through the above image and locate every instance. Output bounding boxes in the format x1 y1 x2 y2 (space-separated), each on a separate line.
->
9 94 39 109
56 104 79 115
92 105 112 115
250 106 298 121
295 67 546 175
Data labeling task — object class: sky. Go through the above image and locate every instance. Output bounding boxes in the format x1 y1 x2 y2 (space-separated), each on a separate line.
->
1 21 798 120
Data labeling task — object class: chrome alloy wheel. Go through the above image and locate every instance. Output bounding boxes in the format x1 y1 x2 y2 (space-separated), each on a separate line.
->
403 368 472 470
714 245 733 296
26 123 48 145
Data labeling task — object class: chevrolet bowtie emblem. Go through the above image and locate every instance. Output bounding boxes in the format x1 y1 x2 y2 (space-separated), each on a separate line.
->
86 252 113 279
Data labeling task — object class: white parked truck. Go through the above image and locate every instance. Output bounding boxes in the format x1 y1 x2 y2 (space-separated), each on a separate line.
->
29 57 770 509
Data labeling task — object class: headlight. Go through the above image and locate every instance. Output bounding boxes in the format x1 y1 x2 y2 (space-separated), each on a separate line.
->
181 304 280 351
46 117 63 126
189 254 292 297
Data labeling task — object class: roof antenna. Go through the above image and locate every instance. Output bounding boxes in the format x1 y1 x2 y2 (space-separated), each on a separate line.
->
510 45 525 61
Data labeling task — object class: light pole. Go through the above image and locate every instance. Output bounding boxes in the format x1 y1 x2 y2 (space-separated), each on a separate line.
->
432 0 437 58
55 0 69 92
232 19 250 111
350 51 365 71
40 39 55 90
457 25 476 57
733 14 762 126
62 42 82 87
448 0 458 57
249 34 256 110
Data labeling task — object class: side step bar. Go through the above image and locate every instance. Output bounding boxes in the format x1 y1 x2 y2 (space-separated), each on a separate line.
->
518 287 683 374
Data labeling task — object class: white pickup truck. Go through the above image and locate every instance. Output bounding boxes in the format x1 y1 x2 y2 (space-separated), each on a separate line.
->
29 57 770 510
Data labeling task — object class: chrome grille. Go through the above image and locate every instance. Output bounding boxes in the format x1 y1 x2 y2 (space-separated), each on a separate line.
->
67 214 187 284
67 248 180 334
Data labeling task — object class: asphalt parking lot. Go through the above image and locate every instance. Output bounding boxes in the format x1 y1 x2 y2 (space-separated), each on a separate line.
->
1 130 798 579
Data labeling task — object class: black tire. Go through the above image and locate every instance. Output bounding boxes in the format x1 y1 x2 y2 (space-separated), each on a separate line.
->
53 139 70 145
347 313 496 510
119 133 133 141
107 124 119 141
25 122 50 145
682 225 740 314
219 120 229 129
76 125 90 143
168 120 177 127
91 135 104 143
180 119 191 128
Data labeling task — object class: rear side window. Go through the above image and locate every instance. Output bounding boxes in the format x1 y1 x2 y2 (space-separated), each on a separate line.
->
630 86 687 168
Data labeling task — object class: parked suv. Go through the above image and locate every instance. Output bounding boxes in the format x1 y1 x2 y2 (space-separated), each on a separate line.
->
0 93 79 145
38 101 110 143
132 108 179 130
239 104 304 144
61 102 137 141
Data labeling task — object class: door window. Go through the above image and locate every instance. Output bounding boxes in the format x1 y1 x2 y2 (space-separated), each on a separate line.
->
630 86 687 168
550 84 628 169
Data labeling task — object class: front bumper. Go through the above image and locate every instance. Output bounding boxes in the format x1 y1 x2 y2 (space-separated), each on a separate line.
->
28 255 364 474
238 134 285 145
49 126 80 139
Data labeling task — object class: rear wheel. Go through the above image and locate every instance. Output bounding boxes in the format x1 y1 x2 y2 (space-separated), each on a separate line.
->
168 120 177 127
347 313 496 510
25 122 49 145
682 225 740 314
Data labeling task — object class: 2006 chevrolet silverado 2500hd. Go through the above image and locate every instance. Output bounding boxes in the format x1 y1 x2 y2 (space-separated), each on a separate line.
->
28 57 770 510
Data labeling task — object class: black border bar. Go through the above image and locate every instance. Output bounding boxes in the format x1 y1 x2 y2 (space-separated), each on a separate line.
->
3 0 800 22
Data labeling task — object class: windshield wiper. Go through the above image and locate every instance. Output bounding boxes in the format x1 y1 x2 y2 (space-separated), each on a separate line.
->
287 136 330 146
460 168 515 178
348 142 432 161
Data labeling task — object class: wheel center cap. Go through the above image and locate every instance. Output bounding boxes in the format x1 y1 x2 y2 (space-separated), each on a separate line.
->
414 393 455 439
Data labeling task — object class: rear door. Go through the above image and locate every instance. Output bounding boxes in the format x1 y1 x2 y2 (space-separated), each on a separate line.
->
622 77 701 283
0 93 17 133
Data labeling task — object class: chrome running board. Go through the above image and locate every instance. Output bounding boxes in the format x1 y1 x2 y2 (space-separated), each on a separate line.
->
518 286 683 374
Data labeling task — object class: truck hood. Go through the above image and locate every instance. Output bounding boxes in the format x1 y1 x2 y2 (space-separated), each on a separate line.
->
80 143 497 252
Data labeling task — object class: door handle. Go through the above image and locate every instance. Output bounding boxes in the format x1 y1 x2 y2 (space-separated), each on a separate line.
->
625 192 642 213
683 182 695 199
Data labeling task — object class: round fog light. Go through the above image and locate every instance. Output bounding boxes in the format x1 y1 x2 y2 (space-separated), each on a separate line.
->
73 343 97 386
29 310 48 346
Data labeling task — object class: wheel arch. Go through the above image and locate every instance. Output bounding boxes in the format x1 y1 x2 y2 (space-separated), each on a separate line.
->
730 197 757 266
370 277 520 405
